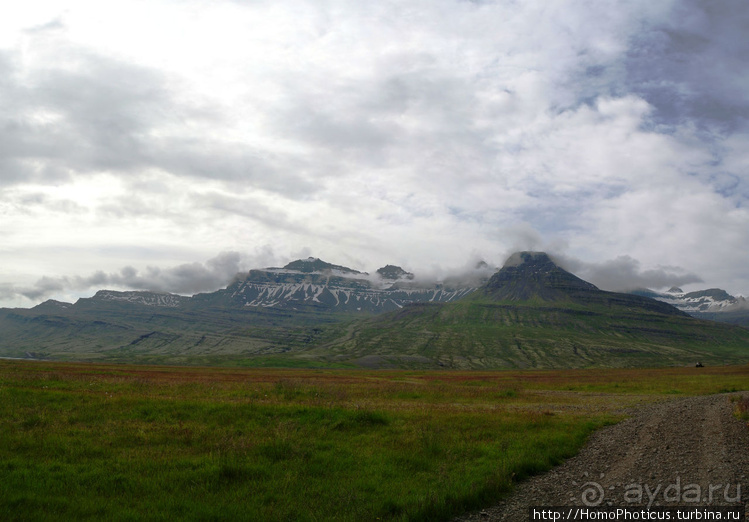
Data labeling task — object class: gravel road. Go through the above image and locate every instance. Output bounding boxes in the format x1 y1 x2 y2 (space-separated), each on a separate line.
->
455 393 749 521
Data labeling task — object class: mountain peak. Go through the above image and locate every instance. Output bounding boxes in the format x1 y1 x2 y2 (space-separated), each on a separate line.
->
31 299 73 311
82 290 188 308
282 258 363 275
376 265 415 281
683 288 734 301
482 251 598 302
480 252 686 317
501 251 555 268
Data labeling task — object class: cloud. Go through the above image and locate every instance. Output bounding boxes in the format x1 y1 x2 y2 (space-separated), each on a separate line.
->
0 247 501 306
625 0 749 133
556 254 704 292
2 0 749 306
0 49 169 186
0 40 316 196
3 252 253 304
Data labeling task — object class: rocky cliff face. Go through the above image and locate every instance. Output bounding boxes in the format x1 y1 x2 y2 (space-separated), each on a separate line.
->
630 287 748 315
191 258 479 313
26 257 486 315
481 252 599 301
76 290 190 308
5 252 744 368
480 252 687 316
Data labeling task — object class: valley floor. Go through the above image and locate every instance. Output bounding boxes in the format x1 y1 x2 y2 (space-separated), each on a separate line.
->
2 360 748 521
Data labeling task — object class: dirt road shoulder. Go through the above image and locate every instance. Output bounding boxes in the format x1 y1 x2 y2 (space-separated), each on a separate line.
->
455 393 749 521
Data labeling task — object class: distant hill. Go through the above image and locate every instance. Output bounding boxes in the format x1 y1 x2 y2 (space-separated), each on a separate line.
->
191 257 480 313
629 285 749 327
0 257 488 365
0 289 343 365
313 252 749 369
2 252 748 369
481 252 687 315
629 286 746 313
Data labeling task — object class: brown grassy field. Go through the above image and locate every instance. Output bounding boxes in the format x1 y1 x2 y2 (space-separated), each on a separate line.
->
1 360 747 521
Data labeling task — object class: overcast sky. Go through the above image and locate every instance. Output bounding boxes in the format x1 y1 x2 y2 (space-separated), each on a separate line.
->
2 0 749 307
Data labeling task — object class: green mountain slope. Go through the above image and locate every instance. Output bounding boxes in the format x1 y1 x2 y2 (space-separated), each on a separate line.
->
0 296 347 366
307 252 749 369
3 251 749 369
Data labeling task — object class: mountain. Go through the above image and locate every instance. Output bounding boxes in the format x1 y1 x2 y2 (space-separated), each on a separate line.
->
481 252 688 315
0 257 485 364
2 251 749 369
76 290 190 309
629 286 749 327
29 299 74 313
280 257 363 274
0 288 344 365
480 251 598 301
630 287 746 313
313 252 749 369
376 265 415 281
191 257 478 313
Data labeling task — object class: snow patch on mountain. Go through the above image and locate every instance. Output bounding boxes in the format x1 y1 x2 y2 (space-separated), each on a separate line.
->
631 287 748 314
212 257 488 312
91 290 188 308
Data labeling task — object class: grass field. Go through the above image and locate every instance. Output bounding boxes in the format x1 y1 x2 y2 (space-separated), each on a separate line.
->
318 300 749 369
1 360 748 521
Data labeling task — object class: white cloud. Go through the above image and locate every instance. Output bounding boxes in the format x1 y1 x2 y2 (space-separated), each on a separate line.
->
2 0 749 306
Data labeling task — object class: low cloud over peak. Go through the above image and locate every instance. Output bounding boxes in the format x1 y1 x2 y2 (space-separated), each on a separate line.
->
556 254 704 293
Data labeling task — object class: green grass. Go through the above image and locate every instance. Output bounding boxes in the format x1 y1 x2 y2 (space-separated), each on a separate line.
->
7 292 749 371
316 299 749 369
1 361 747 521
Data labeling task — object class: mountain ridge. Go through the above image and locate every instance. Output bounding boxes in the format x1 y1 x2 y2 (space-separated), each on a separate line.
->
630 286 748 314
316 251 748 368
26 258 487 314
2 251 749 369
190 258 483 313
481 251 601 302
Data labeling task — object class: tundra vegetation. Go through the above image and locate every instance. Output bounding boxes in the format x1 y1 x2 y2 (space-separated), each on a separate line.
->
1 360 747 521
733 394 749 421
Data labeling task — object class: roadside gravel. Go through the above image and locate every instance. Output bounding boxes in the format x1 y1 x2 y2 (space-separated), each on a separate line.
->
454 393 749 520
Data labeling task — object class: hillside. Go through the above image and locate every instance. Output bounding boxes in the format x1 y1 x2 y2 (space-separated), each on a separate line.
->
311 252 749 369
0 292 342 365
2 252 749 369
0 257 486 365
